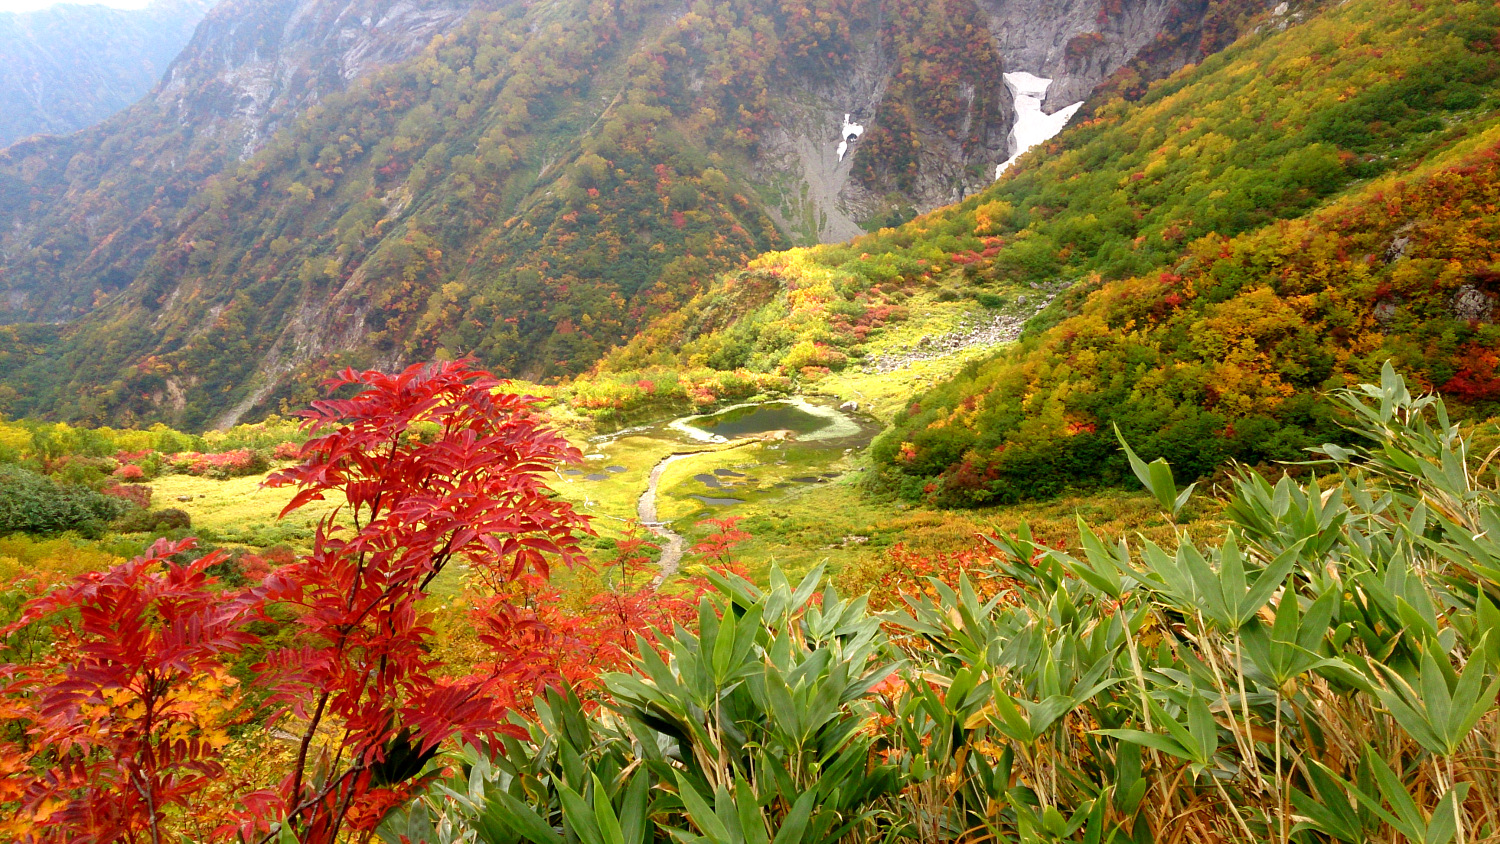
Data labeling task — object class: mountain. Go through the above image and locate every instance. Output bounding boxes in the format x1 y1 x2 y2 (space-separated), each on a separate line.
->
0 0 214 147
0 0 1269 429
0 0 483 326
595 0 1500 504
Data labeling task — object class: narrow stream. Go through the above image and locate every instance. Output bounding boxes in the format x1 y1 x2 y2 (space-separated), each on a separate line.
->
626 398 876 588
637 452 699 587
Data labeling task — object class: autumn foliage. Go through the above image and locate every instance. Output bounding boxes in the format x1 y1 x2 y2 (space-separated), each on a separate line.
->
247 360 591 840
0 360 600 842
0 539 264 843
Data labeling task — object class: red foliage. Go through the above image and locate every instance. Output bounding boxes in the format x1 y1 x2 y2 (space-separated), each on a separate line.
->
102 480 152 509
113 463 147 482
466 522 695 713
169 449 267 479
2 360 605 842
0 539 267 843
251 360 591 842
1441 342 1500 403
691 515 751 569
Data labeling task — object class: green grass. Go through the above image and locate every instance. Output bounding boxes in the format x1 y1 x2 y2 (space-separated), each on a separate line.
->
807 289 1029 423
148 471 337 549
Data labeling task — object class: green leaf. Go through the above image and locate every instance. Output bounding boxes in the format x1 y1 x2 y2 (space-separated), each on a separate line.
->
734 777 769 844
592 774 626 844
1235 539 1303 627
1116 424 1184 517
558 783 604 844
476 788 564 844
1093 728 1194 762
712 604 738 684
771 788 819 844
675 773 732 842
1185 694 1218 762
619 774 649 844
1289 761 1366 843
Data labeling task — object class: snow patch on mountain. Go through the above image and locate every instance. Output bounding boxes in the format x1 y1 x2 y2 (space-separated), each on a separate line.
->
836 113 864 162
995 71 1082 178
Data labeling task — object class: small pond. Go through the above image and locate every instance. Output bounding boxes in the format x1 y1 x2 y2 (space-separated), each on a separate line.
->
690 494 745 507
670 397 863 443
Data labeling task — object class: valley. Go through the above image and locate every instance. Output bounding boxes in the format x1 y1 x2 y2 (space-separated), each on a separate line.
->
3 0 1500 840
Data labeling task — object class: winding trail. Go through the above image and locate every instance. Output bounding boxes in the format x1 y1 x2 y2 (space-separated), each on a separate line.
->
637 442 760 587
630 406 860 587
637 452 700 587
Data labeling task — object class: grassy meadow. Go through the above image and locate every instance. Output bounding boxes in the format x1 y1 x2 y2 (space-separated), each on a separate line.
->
117 391 1219 598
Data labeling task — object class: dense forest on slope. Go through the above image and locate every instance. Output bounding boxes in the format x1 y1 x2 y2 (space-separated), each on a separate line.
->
874 1 1500 505
0 0 482 326
0 0 212 146
878 120 1500 504
0 0 1268 430
598 0 1500 502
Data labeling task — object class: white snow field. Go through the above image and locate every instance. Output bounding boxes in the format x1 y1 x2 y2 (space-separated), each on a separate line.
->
995 71 1082 178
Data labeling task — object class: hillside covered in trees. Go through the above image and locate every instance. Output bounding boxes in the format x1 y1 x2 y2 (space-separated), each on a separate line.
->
0 0 1272 429
6 0 1500 838
596 0 1500 504
0 0 213 146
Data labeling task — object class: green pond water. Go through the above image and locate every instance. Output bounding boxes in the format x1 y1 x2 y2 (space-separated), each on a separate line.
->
689 401 831 438
671 398 867 444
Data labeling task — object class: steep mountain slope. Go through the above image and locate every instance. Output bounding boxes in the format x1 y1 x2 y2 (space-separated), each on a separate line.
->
591 0 1500 503
0 0 486 326
872 0 1500 505
0 0 1267 429
0 0 213 147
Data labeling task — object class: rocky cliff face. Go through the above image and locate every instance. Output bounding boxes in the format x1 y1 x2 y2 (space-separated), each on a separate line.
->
776 0 1274 237
0 0 213 148
156 0 479 157
978 0 1181 106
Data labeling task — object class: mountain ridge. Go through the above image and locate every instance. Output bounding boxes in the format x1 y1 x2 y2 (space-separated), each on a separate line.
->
0 0 1267 429
0 0 488 327
0 0 214 147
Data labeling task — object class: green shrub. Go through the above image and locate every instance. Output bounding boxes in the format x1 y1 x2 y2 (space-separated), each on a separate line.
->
0 466 131 539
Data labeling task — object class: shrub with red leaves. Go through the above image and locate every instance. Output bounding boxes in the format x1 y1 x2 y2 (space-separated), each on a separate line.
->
691 515 751 570
1 360 596 844
113 463 147 482
168 449 268 479
102 479 152 509
0 539 268 843
246 360 591 842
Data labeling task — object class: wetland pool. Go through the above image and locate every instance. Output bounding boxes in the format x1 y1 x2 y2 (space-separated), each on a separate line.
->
669 397 865 444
